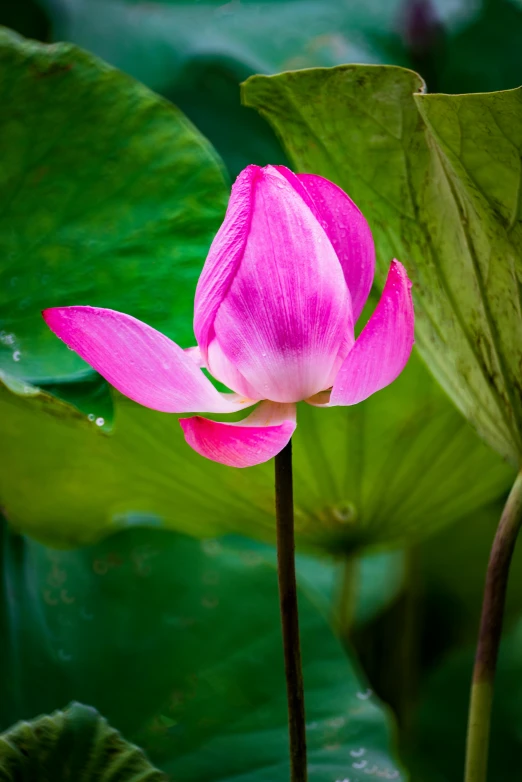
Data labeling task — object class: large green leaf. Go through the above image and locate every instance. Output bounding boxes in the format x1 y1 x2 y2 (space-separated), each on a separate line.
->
0 520 408 780
243 66 522 464
0 703 166 781
0 349 512 550
0 28 228 385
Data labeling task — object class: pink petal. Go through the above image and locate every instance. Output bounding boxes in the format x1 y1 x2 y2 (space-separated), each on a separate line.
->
328 260 414 406
180 401 296 468
207 337 262 399
296 173 375 322
42 306 256 414
184 345 205 368
207 165 353 403
272 165 322 218
194 165 258 360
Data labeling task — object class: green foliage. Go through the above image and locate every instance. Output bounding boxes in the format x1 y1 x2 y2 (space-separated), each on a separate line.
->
435 0 522 94
0 351 512 549
294 547 407 628
405 617 522 782
1 15 522 781
0 520 407 780
0 27 228 387
0 0 49 41
230 542 406 630
38 0 413 177
0 29 513 557
0 703 166 781
35 0 522 182
243 65 522 464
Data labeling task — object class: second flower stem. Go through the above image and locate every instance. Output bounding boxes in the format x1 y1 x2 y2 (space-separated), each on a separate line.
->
464 470 522 782
275 438 308 782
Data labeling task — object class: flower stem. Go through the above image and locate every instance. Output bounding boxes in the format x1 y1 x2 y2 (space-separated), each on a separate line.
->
464 470 522 782
275 438 308 782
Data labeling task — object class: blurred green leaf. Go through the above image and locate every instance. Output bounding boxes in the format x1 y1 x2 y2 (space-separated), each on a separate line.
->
0 27 228 384
39 0 413 177
0 520 408 780
400 0 522 94
405 617 522 782
420 494 522 648
354 551 406 625
227 540 407 628
0 0 49 41
0 703 166 781
44 0 407 77
36 0 522 181
243 66 522 464
436 0 522 94
0 348 512 550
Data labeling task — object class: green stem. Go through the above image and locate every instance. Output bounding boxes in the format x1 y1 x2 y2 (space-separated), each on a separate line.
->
275 438 308 782
464 470 522 782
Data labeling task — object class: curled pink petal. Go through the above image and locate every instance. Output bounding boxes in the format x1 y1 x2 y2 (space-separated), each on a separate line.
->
194 165 258 360
207 337 262 399
42 306 256 414
297 173 375 322
328 260 414 406
180 401 296 468
271 165 322 218
208 165 353 403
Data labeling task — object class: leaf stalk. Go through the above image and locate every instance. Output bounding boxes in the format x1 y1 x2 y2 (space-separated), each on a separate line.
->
464 470 522 782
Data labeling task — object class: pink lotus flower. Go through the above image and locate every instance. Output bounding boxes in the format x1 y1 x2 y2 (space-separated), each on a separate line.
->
43 165 414 468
